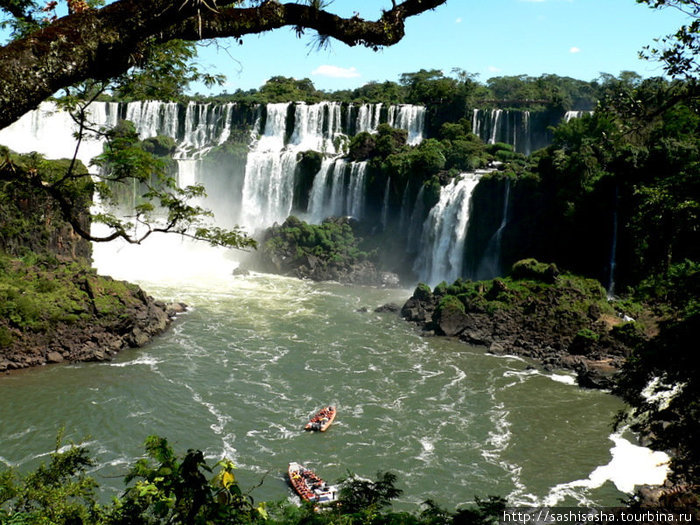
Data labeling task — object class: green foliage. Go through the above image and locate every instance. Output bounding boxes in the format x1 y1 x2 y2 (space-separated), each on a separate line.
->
336 471 402 515
107 436 259 524
0 436 508 524
610 321 646 347
575 328 600 342
636 0 700 79
0 250 147 343
510 259 560 284
262 216 373 269
437 294 466 314
259 76 321 103
634 260 700 318
424 266 614 324
113 40 225 102
0 432 101 524
421 496 506 525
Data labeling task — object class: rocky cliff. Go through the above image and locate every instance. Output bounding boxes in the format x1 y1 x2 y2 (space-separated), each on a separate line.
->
401 259 640 388
0 151 183 372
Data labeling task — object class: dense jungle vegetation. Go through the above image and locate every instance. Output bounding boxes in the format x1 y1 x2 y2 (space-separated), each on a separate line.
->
0 435 507 525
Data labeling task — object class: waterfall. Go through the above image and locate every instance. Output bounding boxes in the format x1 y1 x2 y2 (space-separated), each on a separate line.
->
470 108 570 154
380 178 391 231
239 103 297 230
607 186 619 298
475 178 511 280
125 101 180 142
472 108 481 138
1 99 426 235
413 174 482 286
406 187 426 253
0 101 116 164
489 109 502 144
307 159 368 222
346 162 368 218
355 103 383 133
289 102 342 153
523 111 532 156
389 105 426 145
564 110 593 123
307 157 336 222
177 159 199 188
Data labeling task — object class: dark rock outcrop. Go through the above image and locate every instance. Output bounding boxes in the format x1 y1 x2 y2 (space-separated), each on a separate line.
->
374 303 400 313
0 287 185 372
401 265 635 388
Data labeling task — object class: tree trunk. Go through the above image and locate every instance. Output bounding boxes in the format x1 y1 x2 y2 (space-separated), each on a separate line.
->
0 0 446 129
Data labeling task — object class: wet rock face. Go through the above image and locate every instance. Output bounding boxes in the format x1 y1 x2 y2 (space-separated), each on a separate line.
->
400 273 634 389
0 280 186 373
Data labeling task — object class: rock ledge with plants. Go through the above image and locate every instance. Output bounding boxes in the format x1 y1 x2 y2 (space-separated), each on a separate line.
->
401 259 642 388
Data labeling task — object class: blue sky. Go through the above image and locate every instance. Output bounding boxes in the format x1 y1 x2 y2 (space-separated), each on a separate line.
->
192 0 692 94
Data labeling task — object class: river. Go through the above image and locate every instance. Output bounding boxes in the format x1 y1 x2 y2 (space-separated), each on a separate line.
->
0 238 669 511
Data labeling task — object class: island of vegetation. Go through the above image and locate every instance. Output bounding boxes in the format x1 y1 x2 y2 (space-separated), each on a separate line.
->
250 216 400 287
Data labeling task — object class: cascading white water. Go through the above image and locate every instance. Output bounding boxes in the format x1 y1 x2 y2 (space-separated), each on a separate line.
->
0 101 116 164
413 174 482 286
239 103 297 229
124 100 180 142
177 159 200 188
475 178 511 280
523 111 531 155
1 99 427 236
564 110 594 123
346 162 368 218
305 159 368 223
489 109 503 144
380 178 391 231
307 157 335 222
472 108 481 138
355 103 384 134
390 105 426 145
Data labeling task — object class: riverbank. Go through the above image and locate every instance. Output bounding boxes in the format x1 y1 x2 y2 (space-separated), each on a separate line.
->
0 253 185 372
399 259 640 389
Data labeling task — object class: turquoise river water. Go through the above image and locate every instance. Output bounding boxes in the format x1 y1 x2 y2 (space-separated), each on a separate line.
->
0 239 669 511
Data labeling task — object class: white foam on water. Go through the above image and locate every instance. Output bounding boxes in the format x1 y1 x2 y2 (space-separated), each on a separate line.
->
548 372 577 385
108 355 161 368
503 368 577 386
543 431 670 505
486 352 529 363
642 376 685 410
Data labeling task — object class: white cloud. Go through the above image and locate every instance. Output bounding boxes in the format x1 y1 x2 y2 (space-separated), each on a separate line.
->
455 17 462 23
569 46 581 53
488 66 502 73
311 65 361 79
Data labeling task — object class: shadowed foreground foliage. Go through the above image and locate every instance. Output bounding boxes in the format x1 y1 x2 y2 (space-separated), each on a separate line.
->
0 436 505 525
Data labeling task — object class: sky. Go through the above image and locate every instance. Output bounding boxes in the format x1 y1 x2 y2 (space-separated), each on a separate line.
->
191 0 692 94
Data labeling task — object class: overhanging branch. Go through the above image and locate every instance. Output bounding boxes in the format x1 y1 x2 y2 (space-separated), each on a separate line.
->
0 0 447 130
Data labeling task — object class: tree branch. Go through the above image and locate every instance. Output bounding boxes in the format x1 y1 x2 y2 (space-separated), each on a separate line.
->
0 0 446 130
